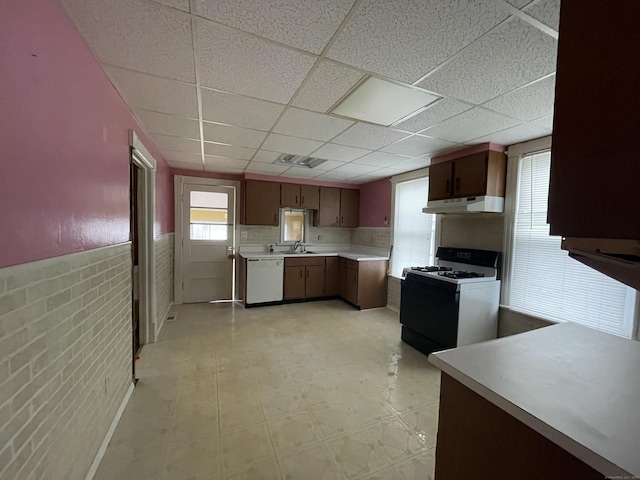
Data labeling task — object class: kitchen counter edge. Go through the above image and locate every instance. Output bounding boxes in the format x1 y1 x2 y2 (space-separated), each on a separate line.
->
239 252 389 261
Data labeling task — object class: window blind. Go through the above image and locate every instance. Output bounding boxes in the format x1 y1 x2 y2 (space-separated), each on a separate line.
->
510 151 636 337
391 178 436 277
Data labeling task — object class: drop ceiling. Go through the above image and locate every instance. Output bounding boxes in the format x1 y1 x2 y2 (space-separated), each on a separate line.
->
61 0 560 184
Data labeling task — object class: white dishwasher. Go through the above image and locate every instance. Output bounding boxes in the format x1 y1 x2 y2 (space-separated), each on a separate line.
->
246 257 284 305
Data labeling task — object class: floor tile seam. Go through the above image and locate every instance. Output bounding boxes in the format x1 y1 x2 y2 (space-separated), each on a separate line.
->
263 413 325 462
361 445 436 479
219 417 269 435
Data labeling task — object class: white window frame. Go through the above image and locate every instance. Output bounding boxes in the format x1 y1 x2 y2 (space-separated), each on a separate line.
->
279 208 308 245
390 168 440 278
501 136 638 338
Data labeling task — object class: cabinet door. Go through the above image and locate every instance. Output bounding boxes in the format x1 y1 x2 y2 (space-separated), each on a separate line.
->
428 162 453 200
340 189 360 227
300 185 320 210
280 183 301 208
284 266 305 300
356 260 388 309
245 180 280 226
318 187 341 226
345 268 358 305
548 1 640 239
325 257 339 296
452 153 487 198
338 258 348 298
305 265 325 298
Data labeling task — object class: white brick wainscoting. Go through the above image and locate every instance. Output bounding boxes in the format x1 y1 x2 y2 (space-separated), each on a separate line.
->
154 233 174 339
0 244 133 480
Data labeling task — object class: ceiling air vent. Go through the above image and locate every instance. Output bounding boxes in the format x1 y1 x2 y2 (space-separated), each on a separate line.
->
274 153 326 169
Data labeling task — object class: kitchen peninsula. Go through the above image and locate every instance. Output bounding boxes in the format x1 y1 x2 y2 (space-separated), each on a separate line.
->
429 322 640 479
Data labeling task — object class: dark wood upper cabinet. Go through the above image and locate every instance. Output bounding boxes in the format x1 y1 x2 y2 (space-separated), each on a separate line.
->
280 183 301 208
428 161 453 200
244 180 280 226
340 189 360 227
548 0 640 239
318 187 341 226
300 185 320 210
428 151 506 201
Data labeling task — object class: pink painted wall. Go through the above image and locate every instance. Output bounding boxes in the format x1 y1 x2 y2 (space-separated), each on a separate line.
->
0 0 173 268
359 178 392 228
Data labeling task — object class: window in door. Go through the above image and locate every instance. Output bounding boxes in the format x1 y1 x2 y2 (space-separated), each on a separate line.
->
190 191 228 241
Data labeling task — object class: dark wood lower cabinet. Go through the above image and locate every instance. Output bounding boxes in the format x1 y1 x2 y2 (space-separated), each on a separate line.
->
325 257 339 296
284 257 325 300
305 265 325 298
435 373 602 480
284 265 305 300
338 259 388 309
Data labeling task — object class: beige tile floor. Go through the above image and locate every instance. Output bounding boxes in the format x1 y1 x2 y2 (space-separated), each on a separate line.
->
95 299 440 480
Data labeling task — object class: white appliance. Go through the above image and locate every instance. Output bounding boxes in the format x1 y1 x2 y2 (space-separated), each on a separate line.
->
422 195 504 214
400 247 501 355
246 257 284 305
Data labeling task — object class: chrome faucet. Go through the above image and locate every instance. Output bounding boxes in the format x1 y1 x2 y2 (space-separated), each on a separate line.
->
292 241 301 253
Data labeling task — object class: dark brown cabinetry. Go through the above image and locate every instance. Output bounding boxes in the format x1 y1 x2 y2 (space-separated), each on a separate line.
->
548 1 640 239
428 151 506 201
318 187 360 227
283 257 326 300
244 180 280 226
280 183 301 208
300 185 319 210
338 258 388 309
325 256 339 296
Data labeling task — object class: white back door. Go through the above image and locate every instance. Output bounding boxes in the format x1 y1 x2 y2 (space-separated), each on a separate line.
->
181 185 235 303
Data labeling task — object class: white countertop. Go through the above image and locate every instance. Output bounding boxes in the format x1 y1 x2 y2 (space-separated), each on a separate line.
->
240 251 389 261
429 323 640 477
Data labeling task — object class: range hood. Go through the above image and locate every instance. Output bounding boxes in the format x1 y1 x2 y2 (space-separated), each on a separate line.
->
562 238 640 290
422 195 504 214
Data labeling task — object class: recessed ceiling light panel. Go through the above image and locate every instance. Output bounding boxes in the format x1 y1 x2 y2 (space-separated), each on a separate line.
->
274 153 326 169
330 77 440 127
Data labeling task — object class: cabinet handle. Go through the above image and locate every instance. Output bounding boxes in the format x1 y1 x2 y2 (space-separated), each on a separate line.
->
306 269 309 278
295 195 298 204
455 178 460 191
341 216 344 224
301 196 304 205
300 269 303 278
445 179 450 192
335 216 339 224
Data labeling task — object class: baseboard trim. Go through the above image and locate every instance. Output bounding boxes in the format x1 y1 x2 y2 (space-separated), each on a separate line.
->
386 304 399 313
84 381 135 480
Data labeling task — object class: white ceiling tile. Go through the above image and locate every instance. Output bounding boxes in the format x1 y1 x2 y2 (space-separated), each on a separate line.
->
151 134 201 154
105 67 198 118
196 19 316 103
332 163 380 175
203 143 256 160
392 157 431 170
203 156 249 171
525 0 561 31
312 160 346 171
394 99 473 133
252 150 281 163
274 108 353 141
203 123 266 148
292 61 365 113
262 134 324 156
311 144 371 162
420 108 521 143
245 162 291 174
505 0 534 8
382 135 455 157
533 115 554 131
165 160 204 171
482 75 555 122
352 152 413 167
200 89 284 131
281 168 323 178
136 110 200 139
327 0 508 83
332 124 410 150
469 122 552 145
418 18 557 104
154 0 190 12
160 151 203 164
315 171 355 181
62 0 195 82
193 0 354 54
374 166 414 176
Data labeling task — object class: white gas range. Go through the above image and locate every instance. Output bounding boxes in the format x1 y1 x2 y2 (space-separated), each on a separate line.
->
400 247 501 356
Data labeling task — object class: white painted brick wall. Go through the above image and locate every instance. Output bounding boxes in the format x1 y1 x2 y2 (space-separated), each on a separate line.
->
387 276 401 311
0 244 132 480
155 233 174 338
